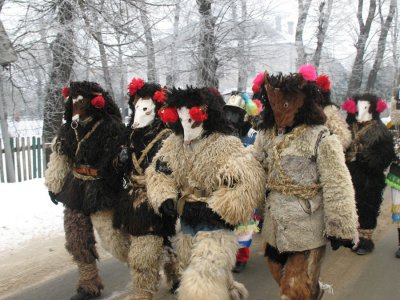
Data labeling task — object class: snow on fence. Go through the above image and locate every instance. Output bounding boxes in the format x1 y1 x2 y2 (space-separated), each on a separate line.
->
0 137 48 183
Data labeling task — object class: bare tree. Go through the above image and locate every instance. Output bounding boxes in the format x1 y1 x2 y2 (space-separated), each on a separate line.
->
346 0 377 96
236 0 248 91
42 0 76 144
366 0 397 91
295 0 313 68
312 0 333 70
391 3 399 87
166 0 181 87
196 0 218 87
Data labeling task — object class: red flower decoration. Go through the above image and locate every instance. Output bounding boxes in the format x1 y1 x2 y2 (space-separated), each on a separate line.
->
189 106 208 122
91 95 105 109
153 90 167 104
158 107 178 123
316 75 331 92
376 99 387 113
342 99 357 114
62 86 69 98
128 78 145 96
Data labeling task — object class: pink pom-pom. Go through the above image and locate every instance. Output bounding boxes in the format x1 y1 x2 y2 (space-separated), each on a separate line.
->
342 99 357 114
62 86 69 98
298 64 317 81
376 99 387 113
253 99 263 112
253 72 264 87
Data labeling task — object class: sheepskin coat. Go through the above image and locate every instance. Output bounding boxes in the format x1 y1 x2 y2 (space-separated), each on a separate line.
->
253 125 358 253
323 105 352 150
45 117 126 215
146 132 266 228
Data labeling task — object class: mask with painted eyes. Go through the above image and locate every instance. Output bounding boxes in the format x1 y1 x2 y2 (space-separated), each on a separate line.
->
71 95 90 128
356 100 372 122
132 97 156 129
177 107 204 145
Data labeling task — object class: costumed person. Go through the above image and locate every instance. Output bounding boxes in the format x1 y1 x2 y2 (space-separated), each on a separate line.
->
145 86 266 300
110 78 179 299
223 91 262 273
387 88 400 258
343 93 395 255
44 81 126 300
315 74 352 150
252 66 358 300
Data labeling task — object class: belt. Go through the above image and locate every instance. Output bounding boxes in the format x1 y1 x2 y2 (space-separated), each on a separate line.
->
73 165 98 177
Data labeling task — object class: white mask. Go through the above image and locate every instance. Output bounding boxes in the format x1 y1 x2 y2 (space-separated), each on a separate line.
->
132 98 156 128
356 100 372 122
178 107 204 145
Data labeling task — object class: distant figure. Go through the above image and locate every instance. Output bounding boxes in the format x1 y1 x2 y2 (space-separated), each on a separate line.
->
343 93 395 255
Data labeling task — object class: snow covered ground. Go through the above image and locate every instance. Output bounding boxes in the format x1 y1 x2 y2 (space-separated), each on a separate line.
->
0 179 64 252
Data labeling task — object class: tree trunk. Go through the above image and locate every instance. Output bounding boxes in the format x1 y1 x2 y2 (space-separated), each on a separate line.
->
166 0 181 87
95 30 115 98
139 1 158 83
392 8 400 87
117 36 126 119
196 0 218 87
366 0 397 91
312 0 333 70
346 0 377 97
295 0 312 68
237 0 248 91
42 0 75 144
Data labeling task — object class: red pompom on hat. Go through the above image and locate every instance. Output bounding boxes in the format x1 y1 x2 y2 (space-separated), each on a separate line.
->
62 86 69 99
342 99 357 114
189 106 208 122
91 95 105 109
376 99 387 113
252 72 264 94
153 90 167 104
128 78 145 96
316 75 331 92
158 107 179 123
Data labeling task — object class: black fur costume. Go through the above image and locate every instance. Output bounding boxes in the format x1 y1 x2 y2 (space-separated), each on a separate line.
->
112 83 177 241
56 81 126 214
345 94 395 251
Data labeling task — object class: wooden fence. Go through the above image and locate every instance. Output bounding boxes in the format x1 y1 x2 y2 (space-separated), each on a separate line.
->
0 136 48 183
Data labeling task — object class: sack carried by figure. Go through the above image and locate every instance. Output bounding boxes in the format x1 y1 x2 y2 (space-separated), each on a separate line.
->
386 162 400 223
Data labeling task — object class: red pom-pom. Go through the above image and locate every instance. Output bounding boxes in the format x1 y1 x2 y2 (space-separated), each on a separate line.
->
316 75 331 92
153 90 167 104
253 72 265 87
189 106 208 122
253 99 263 112
128 78 145 96
158 107 178 123
252 84 261 94
298 64 317 81
62 86 69 98
376 99 387 113
342 99 357 114
91 95 105 108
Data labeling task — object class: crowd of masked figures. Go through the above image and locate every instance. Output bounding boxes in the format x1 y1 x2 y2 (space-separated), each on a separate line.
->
44 64 400 300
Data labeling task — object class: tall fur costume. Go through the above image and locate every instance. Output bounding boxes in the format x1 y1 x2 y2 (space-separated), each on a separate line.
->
146 87 266 300
253 70 358 299
45 81 126 299
345 93 395 253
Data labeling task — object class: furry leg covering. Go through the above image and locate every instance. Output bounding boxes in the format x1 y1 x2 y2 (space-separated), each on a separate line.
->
64 208 103 295
279 246 325 300
163 244 180 289
91 210 131 262
174 231 194 275
178 230 248 300
126 235 164 300
357 229 375 252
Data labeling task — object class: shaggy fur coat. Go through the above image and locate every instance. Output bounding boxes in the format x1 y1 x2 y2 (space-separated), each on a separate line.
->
46 117 126 215
346 120 395 229
253 125 358 253
323 105 352 150
146 132 266 228
113 120 177 239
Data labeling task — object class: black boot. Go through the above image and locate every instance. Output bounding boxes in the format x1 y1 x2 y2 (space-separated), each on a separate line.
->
70 291 100 300
170 280 180 294
232 261 247 273
354 237 375 255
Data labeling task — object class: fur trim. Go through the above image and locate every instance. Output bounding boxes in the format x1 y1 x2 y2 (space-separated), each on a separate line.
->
318 134 358 241
128 235 164 295
323 105 352 150
76 262 103 296
163 245 180 287
44 150 71 194
64 208 99 264
174 232 194 274
178 230 246 300
90 210 130 262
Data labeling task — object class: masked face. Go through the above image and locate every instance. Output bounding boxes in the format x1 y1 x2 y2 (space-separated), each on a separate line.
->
356 100 372 122
266 82 304 131
177 106 204 145
132 97 156 129
71 95 89 126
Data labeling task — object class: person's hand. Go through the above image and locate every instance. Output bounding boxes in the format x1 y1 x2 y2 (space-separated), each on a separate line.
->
160 199 177 218
48 191 58 205
327 236 353 251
